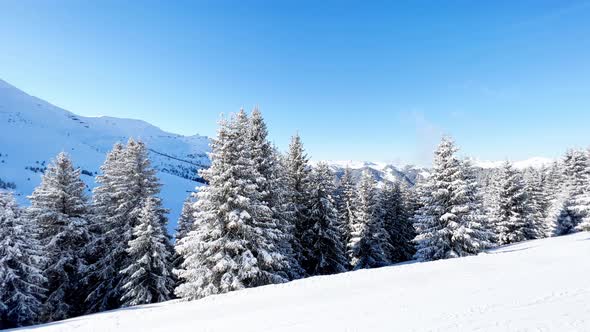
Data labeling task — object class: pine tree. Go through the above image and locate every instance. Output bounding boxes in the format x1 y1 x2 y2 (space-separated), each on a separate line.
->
28 152 91 321
250 109 303 280
413 138 490 261
337 167 356 249
348 170 389 269
84 143 126 312
550 194 578 236
380 181 416 263
302 163 348 275
492 161 530 245
562 149 590 232
523 168 549 239
0 192 46 329
285 133 313 275
175 111 288 300
175 196 196 242
120 197 175 306
86 139 169 312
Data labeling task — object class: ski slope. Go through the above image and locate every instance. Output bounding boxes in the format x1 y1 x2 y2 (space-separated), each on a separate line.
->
15 232 590 332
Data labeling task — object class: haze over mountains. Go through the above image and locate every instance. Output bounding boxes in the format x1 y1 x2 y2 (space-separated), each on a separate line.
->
0 79 552 233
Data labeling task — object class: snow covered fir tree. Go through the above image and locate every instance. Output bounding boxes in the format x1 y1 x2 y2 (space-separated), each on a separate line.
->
302 162 348 275
347 170 389 269
4 107 590 328
174 111 289 300
27 152 92 321
85 139 174 312
120 197 175 306
0 192 46 329
413 137 490 261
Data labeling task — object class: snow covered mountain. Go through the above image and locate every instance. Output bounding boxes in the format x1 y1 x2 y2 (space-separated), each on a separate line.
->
470 157 554 170
0 78 554 233
14 231 590 331
0 79 210 233
319 156 553 189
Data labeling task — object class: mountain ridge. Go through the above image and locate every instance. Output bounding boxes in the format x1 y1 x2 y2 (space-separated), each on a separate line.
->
0 78 210 233
0 78 554 233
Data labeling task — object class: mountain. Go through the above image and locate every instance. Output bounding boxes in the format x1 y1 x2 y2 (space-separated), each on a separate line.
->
319 156 553 189
313 160 429 187
0 78 554 233
15 231 590 331
471 157 554 170
0 79 210 234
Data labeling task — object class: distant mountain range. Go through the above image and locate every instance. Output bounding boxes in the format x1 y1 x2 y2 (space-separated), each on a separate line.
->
0 79 553 233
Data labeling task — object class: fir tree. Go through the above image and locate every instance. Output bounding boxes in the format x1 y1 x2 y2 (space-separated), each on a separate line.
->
28 152 91 321
175 111 288 300
380 181 416 263
492 161 530 245
413 138 490 261
86 139 168 312
302 163 348 275
120 197 175 306
250 109 303 280
562 149 590 232
285 133 313 274
337 167 356 249
84 143 126 312
348 170 389 269
550 194 578 236
175 196 196 242
0 192 46 329
523 168 550 239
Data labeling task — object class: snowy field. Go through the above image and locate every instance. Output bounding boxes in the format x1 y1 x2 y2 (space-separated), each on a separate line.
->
14 232 590 332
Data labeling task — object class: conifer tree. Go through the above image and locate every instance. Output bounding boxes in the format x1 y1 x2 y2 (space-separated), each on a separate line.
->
550 194 578 236
337 167 356 247
523 168 550 239
0 192 46 329
413 138 490 261
285 133 313 274
347 170 389 269
380 181 416 263
120 197 175 306
84 143 126 312
28 152 91 321
302 163 348 275
492 161 530 245
175 111 288 300
250 109 303 280
175 196 196 242
86 139 169 312
562 149 590 232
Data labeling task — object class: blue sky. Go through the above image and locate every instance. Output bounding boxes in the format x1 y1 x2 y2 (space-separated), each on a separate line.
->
1 0 590 165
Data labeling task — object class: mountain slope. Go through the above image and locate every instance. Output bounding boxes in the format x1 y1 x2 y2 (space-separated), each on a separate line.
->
0 79 210 233
14 232 590 331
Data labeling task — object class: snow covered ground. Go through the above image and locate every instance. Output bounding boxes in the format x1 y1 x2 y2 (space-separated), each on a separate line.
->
14 232 590 332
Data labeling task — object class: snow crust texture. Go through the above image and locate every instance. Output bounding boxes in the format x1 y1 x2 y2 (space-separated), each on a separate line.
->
14 232 590 332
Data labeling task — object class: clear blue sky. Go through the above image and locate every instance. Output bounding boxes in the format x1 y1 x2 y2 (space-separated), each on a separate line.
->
1 0 590 165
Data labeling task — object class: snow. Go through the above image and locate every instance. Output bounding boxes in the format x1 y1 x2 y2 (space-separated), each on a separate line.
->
14 232 590 331
0 79 209 233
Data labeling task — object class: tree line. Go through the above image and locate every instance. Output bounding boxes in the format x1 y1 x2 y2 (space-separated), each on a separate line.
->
1 109 589 328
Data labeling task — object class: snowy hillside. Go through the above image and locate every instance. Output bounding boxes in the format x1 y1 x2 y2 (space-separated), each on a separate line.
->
14 232 590 332
0 79 210 233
